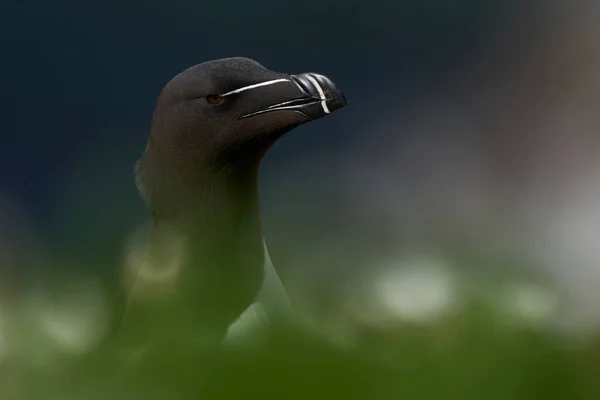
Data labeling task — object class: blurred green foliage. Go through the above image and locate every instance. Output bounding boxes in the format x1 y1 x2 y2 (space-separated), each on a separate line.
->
13 302 600 400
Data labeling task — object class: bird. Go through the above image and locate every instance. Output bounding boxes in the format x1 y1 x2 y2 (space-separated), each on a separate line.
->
113 57 346 350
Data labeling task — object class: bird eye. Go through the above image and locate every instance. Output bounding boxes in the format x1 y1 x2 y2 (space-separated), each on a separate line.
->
206 94 224 105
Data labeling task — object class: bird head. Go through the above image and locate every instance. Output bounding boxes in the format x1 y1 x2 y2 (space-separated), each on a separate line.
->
136 57 346 216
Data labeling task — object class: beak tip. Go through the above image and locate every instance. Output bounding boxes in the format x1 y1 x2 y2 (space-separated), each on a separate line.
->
293 73 347 117
327 93 347 113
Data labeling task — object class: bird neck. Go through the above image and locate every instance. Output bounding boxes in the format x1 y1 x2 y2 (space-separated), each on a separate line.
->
153 165 263 242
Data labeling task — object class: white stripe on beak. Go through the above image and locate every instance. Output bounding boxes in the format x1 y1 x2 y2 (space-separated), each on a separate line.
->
305 75 331 114
221 78 293 97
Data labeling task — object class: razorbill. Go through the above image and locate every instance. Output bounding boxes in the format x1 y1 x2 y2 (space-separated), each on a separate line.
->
117 57 346 347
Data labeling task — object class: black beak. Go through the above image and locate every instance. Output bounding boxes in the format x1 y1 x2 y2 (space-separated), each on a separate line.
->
240 73 347 120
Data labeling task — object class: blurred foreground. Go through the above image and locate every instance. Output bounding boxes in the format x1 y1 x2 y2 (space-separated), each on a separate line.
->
1 275 600 399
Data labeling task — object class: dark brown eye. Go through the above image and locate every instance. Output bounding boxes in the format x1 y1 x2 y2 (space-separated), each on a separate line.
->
206 94 224 105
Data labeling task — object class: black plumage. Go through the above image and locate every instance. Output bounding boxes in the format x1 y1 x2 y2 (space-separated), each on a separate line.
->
116 57 346 346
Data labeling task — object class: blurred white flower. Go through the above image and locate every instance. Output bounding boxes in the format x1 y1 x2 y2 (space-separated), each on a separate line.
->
10 277 109 369
372 255 458 324
493 282 559 330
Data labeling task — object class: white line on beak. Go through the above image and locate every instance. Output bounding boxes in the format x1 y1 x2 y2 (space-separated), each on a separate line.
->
305 75 331 114
221 78 293 97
